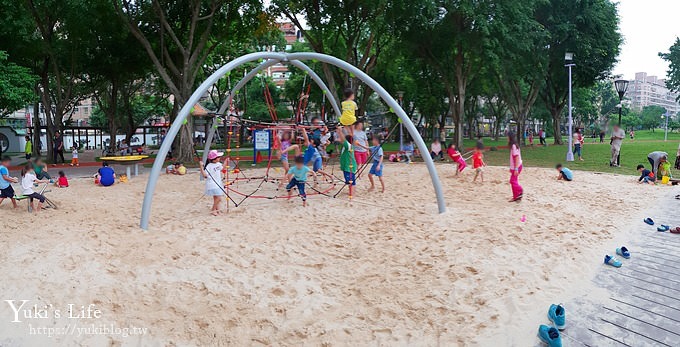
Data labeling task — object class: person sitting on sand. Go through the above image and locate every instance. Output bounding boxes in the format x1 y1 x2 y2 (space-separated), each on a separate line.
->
0 156 20 209
96 162 116 187
175 162 186 175
555 164 573 181
21 164 50 213
32 158 51 180
637 164 655 184
430 139 444 161
56 171 69 188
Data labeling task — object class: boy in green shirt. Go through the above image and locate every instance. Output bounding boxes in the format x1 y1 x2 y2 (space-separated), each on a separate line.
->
339 126 357 198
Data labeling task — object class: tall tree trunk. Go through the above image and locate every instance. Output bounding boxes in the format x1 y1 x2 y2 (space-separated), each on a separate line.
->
550 106 563 145
39 67 55 163
32 83 41 157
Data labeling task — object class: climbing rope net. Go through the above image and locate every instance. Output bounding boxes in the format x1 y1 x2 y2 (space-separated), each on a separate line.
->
205 81 400 209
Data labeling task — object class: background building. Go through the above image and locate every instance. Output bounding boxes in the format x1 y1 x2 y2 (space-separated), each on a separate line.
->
627 72 680 115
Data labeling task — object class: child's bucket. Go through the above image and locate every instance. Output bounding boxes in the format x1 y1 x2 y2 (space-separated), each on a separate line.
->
662 176 670 185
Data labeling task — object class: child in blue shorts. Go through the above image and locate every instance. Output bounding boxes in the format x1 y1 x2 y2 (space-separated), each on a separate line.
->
286 156 311 206
301 129 324 183
368 135 385 192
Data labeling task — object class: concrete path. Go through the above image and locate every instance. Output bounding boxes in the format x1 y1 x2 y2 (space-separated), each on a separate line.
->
562 189 680 346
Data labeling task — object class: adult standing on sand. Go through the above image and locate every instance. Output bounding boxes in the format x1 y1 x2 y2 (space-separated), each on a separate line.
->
508 132 523 202
647 151 668 178
609 124 625 167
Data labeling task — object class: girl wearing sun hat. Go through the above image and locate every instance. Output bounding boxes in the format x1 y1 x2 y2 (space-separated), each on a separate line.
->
199 149 227 215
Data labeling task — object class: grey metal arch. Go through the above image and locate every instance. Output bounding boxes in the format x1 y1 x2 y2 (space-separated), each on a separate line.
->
140 52 446 230
201 59 281 165
201 59 341 165
288 59 341 117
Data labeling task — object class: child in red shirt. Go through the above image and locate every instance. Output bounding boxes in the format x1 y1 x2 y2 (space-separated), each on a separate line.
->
56 171 69 188
472 146 486 183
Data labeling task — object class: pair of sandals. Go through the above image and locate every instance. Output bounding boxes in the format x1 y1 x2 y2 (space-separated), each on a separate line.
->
645 218 680 233
604 247 631 268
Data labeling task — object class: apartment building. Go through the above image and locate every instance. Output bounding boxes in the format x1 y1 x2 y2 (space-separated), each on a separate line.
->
627 72 680 116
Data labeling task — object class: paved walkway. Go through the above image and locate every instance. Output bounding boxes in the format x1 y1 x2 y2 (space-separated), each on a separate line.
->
562 188 680 346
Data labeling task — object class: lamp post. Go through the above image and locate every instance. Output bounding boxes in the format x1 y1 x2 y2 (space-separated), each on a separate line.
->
662 112 669 142
613 79 629 166
565 53 575 162
614 79 629 126
397 91 404 151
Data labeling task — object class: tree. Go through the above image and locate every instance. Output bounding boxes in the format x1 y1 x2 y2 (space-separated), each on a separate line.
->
0 51 35 116
660 37 680 101
271 0 392 115
537 0 622 144
388 0 500 148
639 105 666 131
115 0 267 162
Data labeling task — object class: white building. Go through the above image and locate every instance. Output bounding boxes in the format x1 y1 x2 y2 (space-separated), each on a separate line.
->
627 72 680 116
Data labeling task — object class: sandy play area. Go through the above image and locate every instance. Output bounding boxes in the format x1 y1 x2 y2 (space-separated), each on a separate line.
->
0 163 666 346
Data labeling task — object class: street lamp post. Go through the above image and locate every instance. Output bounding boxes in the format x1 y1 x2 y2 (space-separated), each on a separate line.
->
565 53 575 162
397 91 404 151
614 79 629 166
662 112 669 142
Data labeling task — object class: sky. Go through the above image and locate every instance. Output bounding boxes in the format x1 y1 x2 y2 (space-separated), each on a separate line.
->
613 0 680 80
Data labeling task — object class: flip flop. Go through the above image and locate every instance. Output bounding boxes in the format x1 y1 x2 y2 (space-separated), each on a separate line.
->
644 218 655 225
616 247 631 259
604 255 622 268
671 227 680 234
658 225 670 232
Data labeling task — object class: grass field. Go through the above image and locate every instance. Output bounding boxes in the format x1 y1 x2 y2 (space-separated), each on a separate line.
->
188 130 679 175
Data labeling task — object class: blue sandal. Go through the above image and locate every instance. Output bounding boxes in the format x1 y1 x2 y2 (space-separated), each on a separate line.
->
658 225 670 232
644 218 655 225
616 246 630 259
604 255 622 268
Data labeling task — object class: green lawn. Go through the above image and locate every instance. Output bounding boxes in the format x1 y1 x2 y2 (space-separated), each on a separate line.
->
188 130 678 175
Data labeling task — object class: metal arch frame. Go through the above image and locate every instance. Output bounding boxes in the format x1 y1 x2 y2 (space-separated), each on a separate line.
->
288 59 341 116
201 59 280 165
201 59 341 165
140 52 446 230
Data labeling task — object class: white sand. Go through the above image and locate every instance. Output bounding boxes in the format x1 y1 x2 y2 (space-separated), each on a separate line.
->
0 164 665 346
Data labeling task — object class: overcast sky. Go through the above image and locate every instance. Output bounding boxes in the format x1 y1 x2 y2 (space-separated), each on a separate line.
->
613 0 680 80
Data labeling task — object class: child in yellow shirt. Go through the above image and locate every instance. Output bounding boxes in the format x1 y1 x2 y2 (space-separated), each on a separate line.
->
340 88 357 127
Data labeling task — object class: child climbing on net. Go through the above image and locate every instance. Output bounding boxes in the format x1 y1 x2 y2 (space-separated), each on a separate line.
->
274 129 300 182
301 129 325 184
285 156 311 207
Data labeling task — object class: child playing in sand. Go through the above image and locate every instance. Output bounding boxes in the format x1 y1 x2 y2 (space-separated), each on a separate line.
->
56 171 69 188
555 164 573 181
286 156 311 206
70 147 79 166
21 164 50 213
340 88 358 129
472 145 485 183
637 164 655 184
96 162 116 187
339 126 357 198
199 150 228 215
447 143 466 175
0 156 19 209
368 135 385 192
